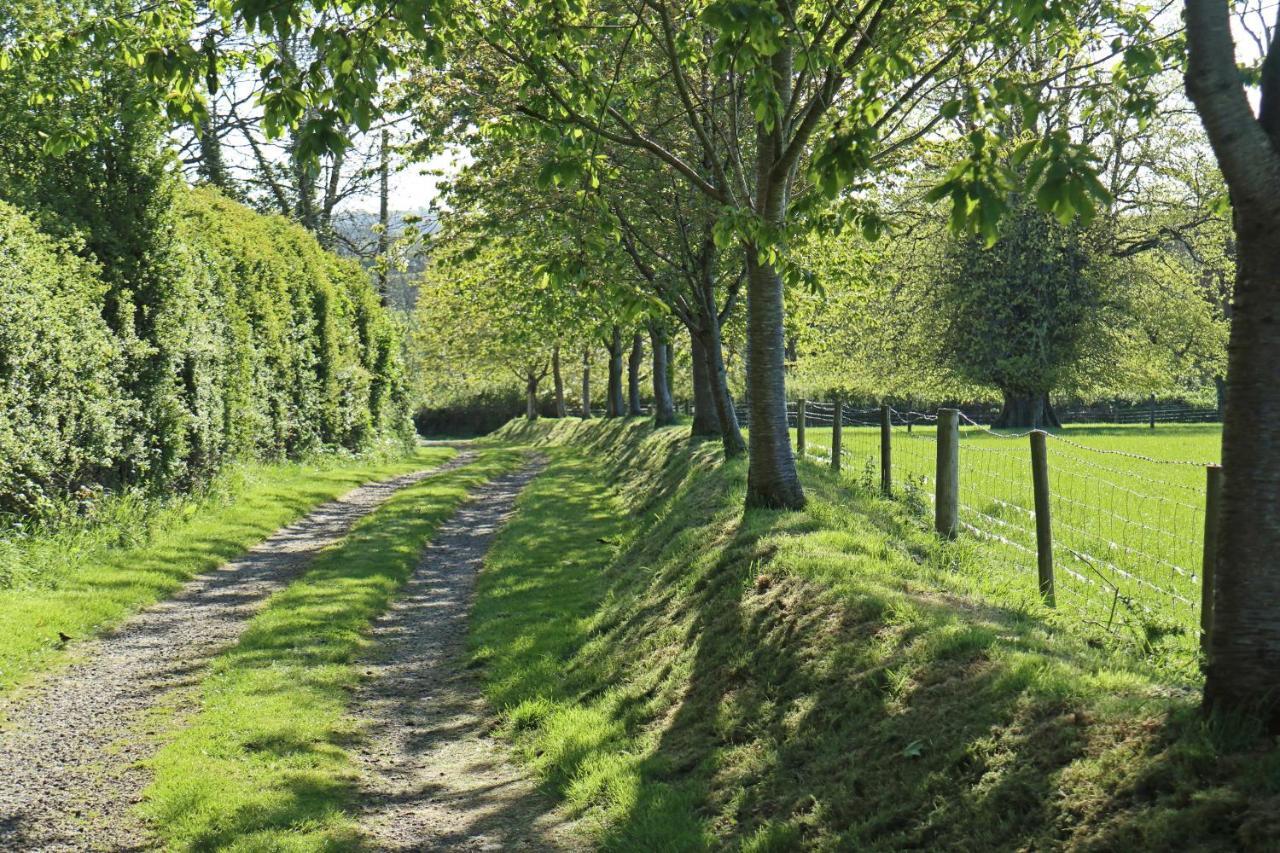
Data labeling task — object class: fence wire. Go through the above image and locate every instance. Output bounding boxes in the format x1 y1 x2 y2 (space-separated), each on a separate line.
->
787 401 1214 658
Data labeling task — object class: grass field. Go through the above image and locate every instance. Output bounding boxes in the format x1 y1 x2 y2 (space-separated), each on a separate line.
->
795 421 1222 671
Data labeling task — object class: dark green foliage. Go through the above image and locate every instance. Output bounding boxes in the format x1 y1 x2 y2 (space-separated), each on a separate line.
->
174 187 412 468
936 203 1109 423
413 389 556 437
0 189 411 519
0 19 410 517
0 203 127 517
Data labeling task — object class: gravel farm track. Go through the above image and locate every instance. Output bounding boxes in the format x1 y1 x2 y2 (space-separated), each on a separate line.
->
0 449 574 851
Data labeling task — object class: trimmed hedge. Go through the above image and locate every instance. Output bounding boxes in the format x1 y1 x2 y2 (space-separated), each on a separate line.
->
0 202 127 517
413 389 555 437
0 188 410 519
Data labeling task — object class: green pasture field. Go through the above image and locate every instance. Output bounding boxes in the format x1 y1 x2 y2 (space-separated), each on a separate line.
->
793 422 1222 668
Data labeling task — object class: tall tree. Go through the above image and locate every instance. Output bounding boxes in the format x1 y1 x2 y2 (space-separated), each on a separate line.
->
1185 0 1280 728
456 0 1153 507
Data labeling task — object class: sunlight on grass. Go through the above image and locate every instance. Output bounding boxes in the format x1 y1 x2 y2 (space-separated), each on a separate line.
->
0 447 456 698
139 448 524 851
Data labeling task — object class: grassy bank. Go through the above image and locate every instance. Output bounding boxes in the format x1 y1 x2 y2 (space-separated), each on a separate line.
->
141 447 525 850
473 418 1278 850
0 446 454 698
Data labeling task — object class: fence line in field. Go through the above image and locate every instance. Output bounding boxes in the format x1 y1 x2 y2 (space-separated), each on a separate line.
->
573 395 1220 658
776 398 1222 663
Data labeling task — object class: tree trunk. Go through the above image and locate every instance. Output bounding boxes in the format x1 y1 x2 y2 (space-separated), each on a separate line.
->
649 324 676 426
666 341 675 403
994 390 1061 429
1204 228 1280 729
1185 0 1280 729
606 325 625 418
552 344 566 418
628 331 644 416
699 325 746 458
196 106 231 191
525 372 539 421
689 329 719 437
581 348 592 419
376 128 390 306
744 246 805 508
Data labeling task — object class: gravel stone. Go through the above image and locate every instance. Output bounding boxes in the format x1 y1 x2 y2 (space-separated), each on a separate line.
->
353 458 580 851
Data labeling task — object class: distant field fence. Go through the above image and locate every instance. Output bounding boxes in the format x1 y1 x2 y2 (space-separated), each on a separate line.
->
772 400 1222 661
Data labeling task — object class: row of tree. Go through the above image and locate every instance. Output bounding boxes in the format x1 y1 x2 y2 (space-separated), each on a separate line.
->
9 0 1280 731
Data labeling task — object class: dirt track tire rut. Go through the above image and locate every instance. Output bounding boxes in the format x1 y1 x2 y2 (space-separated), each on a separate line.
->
0 452 474 851
354 457 579 851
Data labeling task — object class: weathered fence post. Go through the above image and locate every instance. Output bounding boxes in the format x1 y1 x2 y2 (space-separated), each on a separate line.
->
935 408 959 538
831 399 843 474
880 404 892 496
1201 464 1224 660
1149 394 1157 429
1029 430 1056 607
797 398 807 458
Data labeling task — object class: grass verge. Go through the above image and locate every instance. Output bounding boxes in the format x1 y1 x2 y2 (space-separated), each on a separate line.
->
140 447 525 851
0 446 456 698
473 418 1280 850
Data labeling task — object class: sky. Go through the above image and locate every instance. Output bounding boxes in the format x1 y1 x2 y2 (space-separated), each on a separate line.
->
343 147 469 213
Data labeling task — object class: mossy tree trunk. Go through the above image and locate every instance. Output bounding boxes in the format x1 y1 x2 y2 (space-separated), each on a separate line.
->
649 323 676 426
581 347 592 419
994 390 1061 429
605 325 625 418
552 343 566 418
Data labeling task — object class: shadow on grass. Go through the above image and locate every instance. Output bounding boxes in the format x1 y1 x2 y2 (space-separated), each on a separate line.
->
480 421 1278 852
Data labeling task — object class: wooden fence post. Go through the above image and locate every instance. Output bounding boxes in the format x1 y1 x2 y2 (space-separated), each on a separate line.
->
797 398 807 458
880 404 892 495
1029 430 1056 607
831 399 843 473
1149 394 1157 429
935 408 959 538
1201 464 1224 661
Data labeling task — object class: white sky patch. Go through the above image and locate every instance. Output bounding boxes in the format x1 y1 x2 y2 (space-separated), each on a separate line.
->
341 146 472 213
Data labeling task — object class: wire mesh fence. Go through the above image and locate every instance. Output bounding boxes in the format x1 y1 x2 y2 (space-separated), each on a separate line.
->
774 399 1220 662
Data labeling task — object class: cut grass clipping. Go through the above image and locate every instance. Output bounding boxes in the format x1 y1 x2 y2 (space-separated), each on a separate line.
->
141 448 524 850
0 446 455 697
473 418 1280 851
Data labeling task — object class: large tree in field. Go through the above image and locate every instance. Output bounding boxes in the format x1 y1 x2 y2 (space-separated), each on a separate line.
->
938 204 1101 427
1184 0 1280 728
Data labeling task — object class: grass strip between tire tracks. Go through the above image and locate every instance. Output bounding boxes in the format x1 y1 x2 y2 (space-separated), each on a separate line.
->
141 446 526 851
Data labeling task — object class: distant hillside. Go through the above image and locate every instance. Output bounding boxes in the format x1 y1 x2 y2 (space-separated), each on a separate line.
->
331 208 439 313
